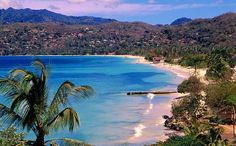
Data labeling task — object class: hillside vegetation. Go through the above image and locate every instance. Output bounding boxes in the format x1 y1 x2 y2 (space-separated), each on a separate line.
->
0 12 235 56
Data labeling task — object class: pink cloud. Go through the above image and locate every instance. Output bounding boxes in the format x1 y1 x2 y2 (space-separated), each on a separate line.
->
0 0 230 17
0 0 23 8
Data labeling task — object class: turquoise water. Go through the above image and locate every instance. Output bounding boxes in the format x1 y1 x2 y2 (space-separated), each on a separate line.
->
0 56 180 145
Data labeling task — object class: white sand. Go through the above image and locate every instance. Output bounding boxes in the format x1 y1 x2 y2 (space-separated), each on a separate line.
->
115 55 207 143
120 55 207 84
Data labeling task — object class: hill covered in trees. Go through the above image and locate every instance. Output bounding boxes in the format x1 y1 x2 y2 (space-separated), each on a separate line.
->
170 17 192 25
0 8 116 25
0 11 235 56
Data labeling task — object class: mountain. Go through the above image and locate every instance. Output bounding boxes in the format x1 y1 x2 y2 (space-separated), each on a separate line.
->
0 11 235 56
0 8 117 25
155 24 164 27
163 12 236 48
171 17 192 25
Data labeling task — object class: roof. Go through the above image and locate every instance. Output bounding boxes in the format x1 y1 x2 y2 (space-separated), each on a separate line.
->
153 57 162 60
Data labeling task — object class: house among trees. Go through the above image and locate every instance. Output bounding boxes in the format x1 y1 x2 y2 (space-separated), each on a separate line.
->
153 56 162 64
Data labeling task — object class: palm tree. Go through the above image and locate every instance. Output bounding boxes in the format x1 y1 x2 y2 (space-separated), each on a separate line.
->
225 95 236 137
0 60 94 146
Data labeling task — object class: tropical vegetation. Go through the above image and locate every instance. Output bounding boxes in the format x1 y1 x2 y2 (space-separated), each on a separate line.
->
161 65 236 146
0 126 25 146
0 12 235 57
154 122 229 146
0 60 94 145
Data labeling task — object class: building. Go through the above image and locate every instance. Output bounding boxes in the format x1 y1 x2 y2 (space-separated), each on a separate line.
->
153 57 162 64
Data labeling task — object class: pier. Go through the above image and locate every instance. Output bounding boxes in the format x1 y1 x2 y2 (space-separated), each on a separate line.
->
127 91 177 95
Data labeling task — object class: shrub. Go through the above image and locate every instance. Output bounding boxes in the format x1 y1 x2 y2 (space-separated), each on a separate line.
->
155 135 203 146
206 60 233 81
206 82 236 112
179 54 207 68
177 76 204 94
0 126 25 146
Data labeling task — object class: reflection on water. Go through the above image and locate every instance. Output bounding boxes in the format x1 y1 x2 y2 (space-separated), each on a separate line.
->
133 94 155 140
134 124 146 138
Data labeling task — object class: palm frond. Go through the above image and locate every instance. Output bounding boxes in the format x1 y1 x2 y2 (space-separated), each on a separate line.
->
32 59 48 83
10 69 37 84
73 86 95 99
0 103 22 125
0 78 20 98
9 69 29 79
10 93 28 111
46 81 94 120
47 108 80 132
21 107 36 131
46 81 75 119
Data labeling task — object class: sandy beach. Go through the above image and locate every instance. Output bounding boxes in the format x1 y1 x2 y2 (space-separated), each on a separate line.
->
120 55 207 82
115 55 207 144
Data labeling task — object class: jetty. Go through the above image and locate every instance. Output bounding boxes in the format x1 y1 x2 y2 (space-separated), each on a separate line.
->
127 91 177 95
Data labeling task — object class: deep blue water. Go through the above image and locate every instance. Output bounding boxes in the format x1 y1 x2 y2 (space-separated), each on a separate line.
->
0 56 179 145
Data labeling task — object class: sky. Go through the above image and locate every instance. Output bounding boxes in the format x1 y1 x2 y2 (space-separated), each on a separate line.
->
0 0 236 24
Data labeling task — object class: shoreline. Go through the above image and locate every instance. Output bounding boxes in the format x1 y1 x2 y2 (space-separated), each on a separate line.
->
118 55 206 144
120 55 207 84
118 55 207 82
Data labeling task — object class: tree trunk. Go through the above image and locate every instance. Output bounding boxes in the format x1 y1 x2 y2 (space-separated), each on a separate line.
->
34 136 44 146
34 126 45 146
233 106 236 137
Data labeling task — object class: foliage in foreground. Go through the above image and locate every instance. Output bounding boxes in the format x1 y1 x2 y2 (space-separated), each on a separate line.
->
0 60 95 145
154 122 229 146
0 126 26 146
154 135 202 146
162 75 236 146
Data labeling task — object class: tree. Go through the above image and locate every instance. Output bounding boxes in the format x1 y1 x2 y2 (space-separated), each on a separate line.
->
206 82 236 113
155 122 229 146
206 60 233 81
179 54 207 71
208 48 233 67
0 126 25 146
224 95 236 137
0 60 94 146
177 76 204 95
154 135 203 146
206 48 234 81
172 94 208 122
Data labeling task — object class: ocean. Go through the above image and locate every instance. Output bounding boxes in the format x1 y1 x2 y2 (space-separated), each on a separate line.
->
0 56 181 146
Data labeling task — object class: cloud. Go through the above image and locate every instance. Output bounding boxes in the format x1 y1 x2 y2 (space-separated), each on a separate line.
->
48 5 60 10
0 0 22 8
66 0 86 3
57 2 224 16
66 0 120 5
1 0 234 18
148 0 156 4
64 0 120 9
0 0 10 8
215 0 224 4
